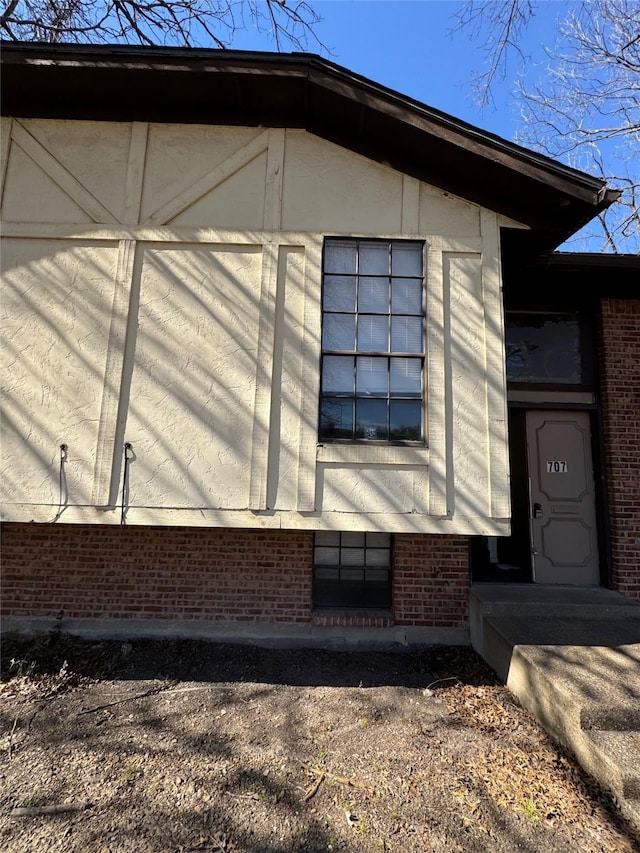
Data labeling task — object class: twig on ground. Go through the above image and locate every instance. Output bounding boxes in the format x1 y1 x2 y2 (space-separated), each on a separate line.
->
77 680 178 715
300 761 376 799
303 770 326 801
7 714 19 759
426 676 462 690
11 802 91 817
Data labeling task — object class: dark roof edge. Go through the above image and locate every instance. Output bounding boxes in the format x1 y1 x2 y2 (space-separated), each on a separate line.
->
1 40 609 201
546 252 640 270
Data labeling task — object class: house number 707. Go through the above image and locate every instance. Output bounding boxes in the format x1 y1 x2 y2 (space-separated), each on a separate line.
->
546 461 567 473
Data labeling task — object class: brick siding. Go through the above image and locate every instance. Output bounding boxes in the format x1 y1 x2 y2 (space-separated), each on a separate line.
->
393 534 469 627
599 298 640 600
0 524 471 627
0 525 314 622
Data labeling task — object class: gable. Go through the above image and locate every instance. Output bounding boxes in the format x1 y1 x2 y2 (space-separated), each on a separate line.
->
1 42 617 255
1 118 490 237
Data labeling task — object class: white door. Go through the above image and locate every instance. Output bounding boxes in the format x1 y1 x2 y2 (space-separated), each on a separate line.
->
526 411 600 585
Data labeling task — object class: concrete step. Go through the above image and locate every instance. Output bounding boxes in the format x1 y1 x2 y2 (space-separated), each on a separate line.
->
583 730 640 828
469 585 640 834
582 705 640 732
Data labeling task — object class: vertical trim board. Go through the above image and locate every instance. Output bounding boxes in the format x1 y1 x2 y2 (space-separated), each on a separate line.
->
123 122 149 225
297 239 322 512
401 175 420 234
249 241 279 509
427 245 448 516
0 117 13 209
264 128 285 231
480 208 510 519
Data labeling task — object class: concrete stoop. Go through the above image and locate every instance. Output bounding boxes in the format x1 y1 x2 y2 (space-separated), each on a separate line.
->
470 585 640 834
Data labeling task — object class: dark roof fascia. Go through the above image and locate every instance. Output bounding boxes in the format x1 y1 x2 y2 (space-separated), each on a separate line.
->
544 252 640 273
503 252 640 302
0 41 618 252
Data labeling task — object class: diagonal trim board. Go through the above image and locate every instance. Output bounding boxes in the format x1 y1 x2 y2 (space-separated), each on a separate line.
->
11 121 119 224
146 130 270 226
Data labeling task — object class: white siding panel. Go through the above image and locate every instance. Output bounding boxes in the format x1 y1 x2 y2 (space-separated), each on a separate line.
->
281 131 403 234
123 244 261 509
1 238 119 507
419 184 480 237
446 252 490 518
19 119 130 223
140 125 265 223
318 465 429 515
2 144 93 224
171 152 268 229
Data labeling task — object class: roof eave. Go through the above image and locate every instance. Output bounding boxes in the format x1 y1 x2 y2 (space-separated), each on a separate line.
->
0 42 616 251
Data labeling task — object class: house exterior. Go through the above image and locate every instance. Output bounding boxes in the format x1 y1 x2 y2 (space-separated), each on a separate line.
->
1 43 638 645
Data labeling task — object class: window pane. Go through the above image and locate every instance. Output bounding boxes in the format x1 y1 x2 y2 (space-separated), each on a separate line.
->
366 548 390 567
324 276 356 312
315 547 340 565
324 240 357 274
320 398 354 439
315 531 340 546
342 567 365 581
505 312 585 384
358 277 389 313
366 532 391 547
323 314 356 350
341 551 365 569
389 400 422 440
356 399 388 440
391 243 422 276
356 357 388 395
390 357 422 396
391 279 422 314
365 568 390 583
391 316 423 353
342 532 365 547
357 315 389 352
359 243 389 275
323 356 354 393
315 567 339 580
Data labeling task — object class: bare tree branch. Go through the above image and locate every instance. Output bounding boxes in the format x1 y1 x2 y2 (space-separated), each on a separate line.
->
454 0 640 253
450 0 535 107
0 0 324 52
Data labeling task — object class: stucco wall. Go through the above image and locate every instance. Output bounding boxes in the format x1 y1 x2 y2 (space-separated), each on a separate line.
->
1 118 511 535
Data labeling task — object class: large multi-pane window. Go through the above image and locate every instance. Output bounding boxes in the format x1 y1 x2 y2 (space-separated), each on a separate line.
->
313 531 392 609
320 238 425 442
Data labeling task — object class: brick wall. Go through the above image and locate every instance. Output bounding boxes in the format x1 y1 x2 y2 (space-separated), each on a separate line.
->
599 298 640 600
1 523 472 628
0 525 314 622
393 534 469 627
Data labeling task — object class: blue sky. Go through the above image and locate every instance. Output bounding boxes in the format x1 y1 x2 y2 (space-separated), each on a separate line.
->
234 0 568 146
231 1 637 252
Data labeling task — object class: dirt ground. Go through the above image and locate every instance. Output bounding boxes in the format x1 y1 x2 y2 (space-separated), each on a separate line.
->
1 633 638 853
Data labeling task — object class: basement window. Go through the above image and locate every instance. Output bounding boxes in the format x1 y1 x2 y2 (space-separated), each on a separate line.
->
313 531 392 609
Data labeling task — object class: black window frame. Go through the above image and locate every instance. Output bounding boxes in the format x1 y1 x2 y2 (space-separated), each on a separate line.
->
505 308 595 390
319 237 426 444
313 531 392 610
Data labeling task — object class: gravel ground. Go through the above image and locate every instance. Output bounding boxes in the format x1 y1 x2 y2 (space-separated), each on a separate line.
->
1 635 638 853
